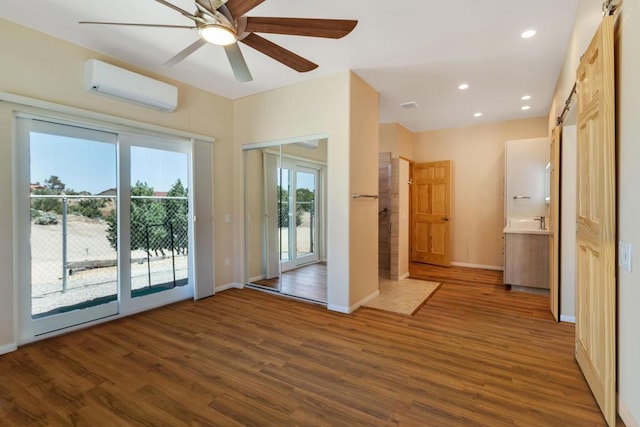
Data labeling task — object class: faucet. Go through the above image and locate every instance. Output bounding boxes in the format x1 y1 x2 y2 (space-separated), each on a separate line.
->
535 216 546 230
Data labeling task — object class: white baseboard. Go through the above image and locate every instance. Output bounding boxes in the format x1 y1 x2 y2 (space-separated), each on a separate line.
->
398 272 410 281
620 398 639 427
328 289 380 314
451 262 504 271
560 315 576 324
215 282 244 293
249 275 265 283
327 304 350 313
0 343 17 355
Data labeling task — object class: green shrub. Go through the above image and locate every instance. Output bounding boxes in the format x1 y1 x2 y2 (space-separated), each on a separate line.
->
34 213 58 225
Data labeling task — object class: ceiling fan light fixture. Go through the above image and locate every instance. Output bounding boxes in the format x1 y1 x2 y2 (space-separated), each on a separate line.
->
200 24 237 46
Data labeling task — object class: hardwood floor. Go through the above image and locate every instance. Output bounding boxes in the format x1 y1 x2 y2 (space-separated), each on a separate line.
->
251 262 327 303
410 262 504 286
0 282 608 426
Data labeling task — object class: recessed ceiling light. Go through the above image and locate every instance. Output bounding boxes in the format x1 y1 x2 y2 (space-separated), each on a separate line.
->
521 95 532 101
474 112 483 117
521 29 537 39
458 83 469 90
521 105 531 111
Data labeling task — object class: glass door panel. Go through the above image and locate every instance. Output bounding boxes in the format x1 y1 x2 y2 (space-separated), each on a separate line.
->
244 148 281 291
129 145 190 299
280 163 319 271
19 119 119 336
295 169 317 263
278 166 292 262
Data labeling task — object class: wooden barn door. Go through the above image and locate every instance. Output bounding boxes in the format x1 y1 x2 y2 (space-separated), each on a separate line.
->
575 15 616 426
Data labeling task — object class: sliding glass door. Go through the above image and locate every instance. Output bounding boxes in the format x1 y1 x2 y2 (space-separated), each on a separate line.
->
280 162 319 271
17 119 119 336
16 118 193 340
123 137 193 312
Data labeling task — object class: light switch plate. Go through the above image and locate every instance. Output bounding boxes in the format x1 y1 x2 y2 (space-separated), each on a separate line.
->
619 240 632 272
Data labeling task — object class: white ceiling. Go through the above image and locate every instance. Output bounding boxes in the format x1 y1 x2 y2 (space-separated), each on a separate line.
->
0 0 580 132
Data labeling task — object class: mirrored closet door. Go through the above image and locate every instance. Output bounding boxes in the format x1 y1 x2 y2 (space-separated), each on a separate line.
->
244 139 327 303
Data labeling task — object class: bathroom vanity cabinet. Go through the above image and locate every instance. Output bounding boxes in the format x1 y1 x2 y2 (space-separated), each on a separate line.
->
503 137 551 290
504 232 549 289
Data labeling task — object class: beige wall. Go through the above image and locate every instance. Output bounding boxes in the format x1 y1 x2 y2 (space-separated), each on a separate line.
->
348 73 379 304
413 117 548 268
234 72 378 311
0 19 234 352
379 122 414 160
379 123 397 155
234 71 378 311
281 138 328 161
397 124 415 160
549 1 639 424
617 3 640 422
548 0 603 130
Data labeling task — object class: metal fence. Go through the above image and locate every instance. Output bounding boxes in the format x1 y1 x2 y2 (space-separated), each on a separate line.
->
130 195 189 295
277 200 314 260
30 194 189 317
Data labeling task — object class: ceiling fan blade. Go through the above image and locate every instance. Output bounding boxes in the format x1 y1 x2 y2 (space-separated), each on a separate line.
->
197 0 228 12
224 43 253 82
195 0 214 13
240 33 317 72
154 0 202 22
79 21 196 29
245 17 358 39
224 0 265 18
163 38 208 68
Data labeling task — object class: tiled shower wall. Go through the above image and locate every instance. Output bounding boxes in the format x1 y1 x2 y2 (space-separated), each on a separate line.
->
378 153 391 277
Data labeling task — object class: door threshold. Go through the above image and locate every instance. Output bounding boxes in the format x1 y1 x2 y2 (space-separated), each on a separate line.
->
244 283 326 306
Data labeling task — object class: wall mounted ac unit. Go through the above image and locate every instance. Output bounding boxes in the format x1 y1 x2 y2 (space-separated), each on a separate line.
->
294 139 320 149
84 59 178 112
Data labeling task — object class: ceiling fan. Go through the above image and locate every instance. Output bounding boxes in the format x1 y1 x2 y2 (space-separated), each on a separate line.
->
80 0 358 82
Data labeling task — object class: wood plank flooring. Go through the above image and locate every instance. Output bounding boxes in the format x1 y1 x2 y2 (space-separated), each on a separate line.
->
0 280 608 426
252 262 327 303
410 262 504 286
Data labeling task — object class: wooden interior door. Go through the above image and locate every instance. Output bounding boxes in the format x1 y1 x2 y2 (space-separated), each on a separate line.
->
575 15 616 426
549 126 562 321
411 161 451 266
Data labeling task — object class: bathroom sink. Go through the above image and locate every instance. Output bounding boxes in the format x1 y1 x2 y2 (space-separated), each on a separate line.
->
504 218 550 235
509 218 542 230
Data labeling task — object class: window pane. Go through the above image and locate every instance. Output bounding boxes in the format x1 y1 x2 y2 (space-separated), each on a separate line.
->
30 131 117 318
296 171 316 258
278 168 291 261
130 146 189 298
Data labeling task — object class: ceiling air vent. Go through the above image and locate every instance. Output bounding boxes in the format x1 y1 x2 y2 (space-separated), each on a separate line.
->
400 101 420 109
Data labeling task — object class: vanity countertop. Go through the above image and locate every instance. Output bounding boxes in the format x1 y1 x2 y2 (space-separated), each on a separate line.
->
503 227 551 235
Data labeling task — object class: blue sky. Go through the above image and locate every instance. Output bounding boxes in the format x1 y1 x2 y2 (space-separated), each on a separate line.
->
30 133 188 194
278 168 315 192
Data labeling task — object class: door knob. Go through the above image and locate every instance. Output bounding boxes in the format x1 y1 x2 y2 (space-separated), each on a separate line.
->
441 216 449 221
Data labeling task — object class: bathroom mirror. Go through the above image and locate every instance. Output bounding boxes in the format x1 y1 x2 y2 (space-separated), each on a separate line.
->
244 139 328 303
